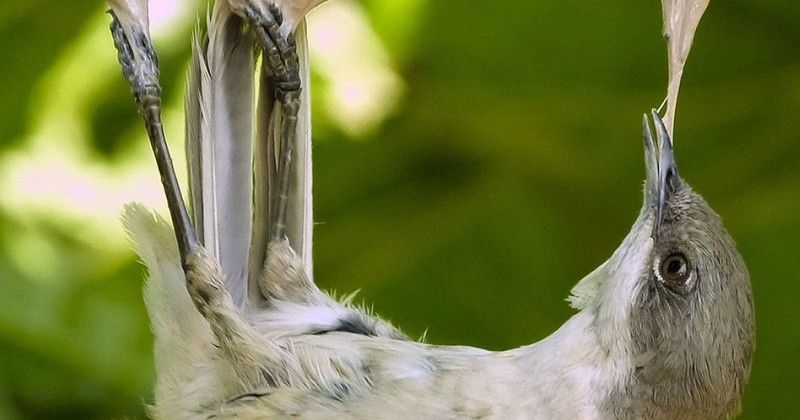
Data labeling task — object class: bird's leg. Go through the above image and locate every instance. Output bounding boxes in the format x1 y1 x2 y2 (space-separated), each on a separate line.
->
108 11 198 265
109 6 286 383
183 247 292 388
243 2 301 242
238 3 317 303
109 8 226 327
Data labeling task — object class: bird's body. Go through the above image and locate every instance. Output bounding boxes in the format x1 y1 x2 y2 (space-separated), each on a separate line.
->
126 172 751 419
179 318 602 419
128 213 627 420
110 0 754 418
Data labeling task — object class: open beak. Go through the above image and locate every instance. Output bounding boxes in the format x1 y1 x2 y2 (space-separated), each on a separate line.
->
643 110 681 234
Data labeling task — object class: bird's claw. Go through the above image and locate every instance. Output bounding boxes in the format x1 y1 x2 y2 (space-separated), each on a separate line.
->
243 4 301 97
109 11 161 105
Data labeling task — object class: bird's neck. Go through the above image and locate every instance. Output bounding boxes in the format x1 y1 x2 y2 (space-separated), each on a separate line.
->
509 308 744 419
506 311 634 417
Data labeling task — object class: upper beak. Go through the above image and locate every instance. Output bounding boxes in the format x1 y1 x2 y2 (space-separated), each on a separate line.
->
643 110 681 232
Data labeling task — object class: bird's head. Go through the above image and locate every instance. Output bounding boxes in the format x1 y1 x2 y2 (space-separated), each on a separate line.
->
569 111 755 416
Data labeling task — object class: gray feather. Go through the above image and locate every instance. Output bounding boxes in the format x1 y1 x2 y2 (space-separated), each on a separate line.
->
187 3 256 309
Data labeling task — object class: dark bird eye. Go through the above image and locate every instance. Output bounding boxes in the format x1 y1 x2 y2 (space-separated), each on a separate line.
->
660 253 690 285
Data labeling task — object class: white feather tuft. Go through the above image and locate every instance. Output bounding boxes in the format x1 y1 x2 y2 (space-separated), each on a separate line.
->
120 203 214 411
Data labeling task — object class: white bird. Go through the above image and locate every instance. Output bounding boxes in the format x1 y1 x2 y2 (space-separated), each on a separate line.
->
108 0 755 418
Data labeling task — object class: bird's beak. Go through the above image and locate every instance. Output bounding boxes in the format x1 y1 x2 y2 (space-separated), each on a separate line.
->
643 110 681 233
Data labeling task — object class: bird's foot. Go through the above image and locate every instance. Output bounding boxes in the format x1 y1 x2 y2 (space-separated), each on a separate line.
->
243 2 301 104
108 10 160 104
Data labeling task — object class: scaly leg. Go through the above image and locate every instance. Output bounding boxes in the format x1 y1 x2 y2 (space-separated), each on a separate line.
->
242 2 302 242
108 9 198 265
109 3 290 387
237 3 316 303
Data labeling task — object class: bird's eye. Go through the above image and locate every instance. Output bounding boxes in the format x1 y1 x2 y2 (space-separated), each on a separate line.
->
659 253 690 285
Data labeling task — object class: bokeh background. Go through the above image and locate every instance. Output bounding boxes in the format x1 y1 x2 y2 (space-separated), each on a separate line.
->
1 0 797 418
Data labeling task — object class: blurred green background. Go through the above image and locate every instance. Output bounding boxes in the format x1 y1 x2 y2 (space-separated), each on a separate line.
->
0 0 797 418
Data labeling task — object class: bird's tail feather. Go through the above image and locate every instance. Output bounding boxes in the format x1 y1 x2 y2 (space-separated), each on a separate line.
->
186 1 315 310
114 3 413 410
187 3 257 309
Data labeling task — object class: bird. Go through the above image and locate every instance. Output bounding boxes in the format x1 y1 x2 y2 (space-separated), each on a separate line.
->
108 0 755 418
